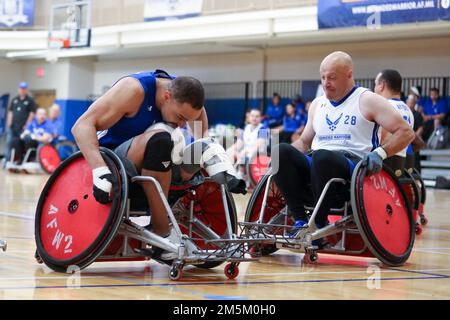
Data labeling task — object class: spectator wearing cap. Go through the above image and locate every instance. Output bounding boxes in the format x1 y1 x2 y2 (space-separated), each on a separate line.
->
4 82 37 164
421 87 448 141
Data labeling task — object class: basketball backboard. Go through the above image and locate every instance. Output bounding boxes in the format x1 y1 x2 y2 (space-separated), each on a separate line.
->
48 0 91 49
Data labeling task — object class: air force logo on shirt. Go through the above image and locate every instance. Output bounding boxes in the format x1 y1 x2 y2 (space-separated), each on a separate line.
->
326 113 343 131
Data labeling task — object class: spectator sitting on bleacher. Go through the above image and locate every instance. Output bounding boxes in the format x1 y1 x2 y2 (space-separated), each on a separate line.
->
263 93 284 128
292 94 305 114
48 103 63 140
275 103 306 143
19 108 54 161
421 87 448 141
227 108 270 177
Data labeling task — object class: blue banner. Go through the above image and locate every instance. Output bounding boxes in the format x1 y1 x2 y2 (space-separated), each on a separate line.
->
318 0 450 29
0 94 9 136
0 0 34 28
144 0 203 22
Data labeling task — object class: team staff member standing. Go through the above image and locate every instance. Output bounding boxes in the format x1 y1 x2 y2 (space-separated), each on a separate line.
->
4 82 36 164
272 52 414 233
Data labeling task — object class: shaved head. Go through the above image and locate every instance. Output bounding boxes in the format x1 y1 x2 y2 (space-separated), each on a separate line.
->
320 51 353 73
319 51 355 101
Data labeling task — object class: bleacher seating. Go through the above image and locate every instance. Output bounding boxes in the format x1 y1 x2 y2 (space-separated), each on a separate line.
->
420 149 450 187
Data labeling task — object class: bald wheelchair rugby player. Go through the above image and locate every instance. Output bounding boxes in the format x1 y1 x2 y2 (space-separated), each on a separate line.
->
272 52 415 242
72 69 246 261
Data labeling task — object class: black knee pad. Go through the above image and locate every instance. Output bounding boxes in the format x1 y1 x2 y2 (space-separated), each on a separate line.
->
143 132 174 172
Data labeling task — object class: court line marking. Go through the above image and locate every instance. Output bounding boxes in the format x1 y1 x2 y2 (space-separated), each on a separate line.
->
413 249 450 256
0 275 448 291
0 211 34 221
385 267 449 278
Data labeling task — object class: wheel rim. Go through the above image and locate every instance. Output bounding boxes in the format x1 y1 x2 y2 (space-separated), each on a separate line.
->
35 149 128 271
351 162 414 266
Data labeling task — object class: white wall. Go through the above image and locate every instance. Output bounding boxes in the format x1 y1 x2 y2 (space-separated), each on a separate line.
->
67 57 95 100
22 59 71 98
93 51 265 94
0 59 22 98
91 36 450 98
265 36 450 80
7 35 450 100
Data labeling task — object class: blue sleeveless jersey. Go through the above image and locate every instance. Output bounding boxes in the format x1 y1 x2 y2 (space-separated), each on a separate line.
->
98 70 174 148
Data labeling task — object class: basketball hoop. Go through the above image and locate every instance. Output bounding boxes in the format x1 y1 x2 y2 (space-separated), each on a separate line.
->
46 37 70 63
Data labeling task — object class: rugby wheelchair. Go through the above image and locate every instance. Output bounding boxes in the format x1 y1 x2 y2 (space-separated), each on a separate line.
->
6 137 77 174
242 160 417 266
34 138 257 281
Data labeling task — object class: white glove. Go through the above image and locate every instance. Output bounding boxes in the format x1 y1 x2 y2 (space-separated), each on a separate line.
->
92 166 113 204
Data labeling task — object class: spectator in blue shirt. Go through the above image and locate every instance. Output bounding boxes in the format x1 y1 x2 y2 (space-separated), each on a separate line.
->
292 94 305 114
48 103 63 140
263 93 284 128
20 108 54 158
276 104 306 143
422 87 448 141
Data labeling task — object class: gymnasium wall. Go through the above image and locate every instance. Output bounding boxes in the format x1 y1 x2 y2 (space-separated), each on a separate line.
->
2 36 450 138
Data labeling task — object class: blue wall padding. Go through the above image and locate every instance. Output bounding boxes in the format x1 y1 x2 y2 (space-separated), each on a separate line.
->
56 99 92 141
204 99 248 126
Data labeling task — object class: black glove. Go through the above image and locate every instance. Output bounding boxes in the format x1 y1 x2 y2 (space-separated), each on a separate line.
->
227 177 247 195
92 167 113 204
362 151 383 175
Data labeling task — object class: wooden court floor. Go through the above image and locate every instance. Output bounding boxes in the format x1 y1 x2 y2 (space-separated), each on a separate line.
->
0 170 449 300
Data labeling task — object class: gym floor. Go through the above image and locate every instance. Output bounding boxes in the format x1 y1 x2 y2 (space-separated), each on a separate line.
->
0 170 449 300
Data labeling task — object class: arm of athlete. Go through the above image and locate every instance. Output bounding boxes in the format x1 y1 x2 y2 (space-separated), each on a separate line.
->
360 92 415 157
71 77 144 169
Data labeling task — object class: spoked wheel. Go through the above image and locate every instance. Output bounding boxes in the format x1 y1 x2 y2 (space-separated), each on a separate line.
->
37 144 61 174
351 162 415 266
34 148 128 273
244 171 293 256
172 180 238 269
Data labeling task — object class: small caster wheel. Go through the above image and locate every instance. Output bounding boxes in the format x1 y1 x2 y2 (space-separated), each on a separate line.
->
303 251 318 264
224 263 239 280
0 241 6 252
169 266 183 281
420 216 428 226
415 224 423 235
35 249 43 264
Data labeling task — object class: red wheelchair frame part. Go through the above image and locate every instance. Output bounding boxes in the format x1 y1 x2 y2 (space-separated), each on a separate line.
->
351 162 415 266
35 148 128 272
38 144 62 174
247 154 271 186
